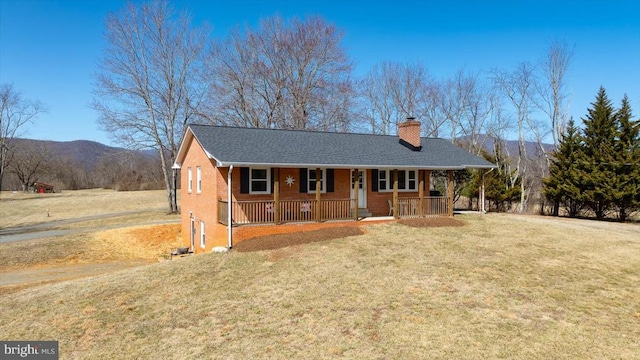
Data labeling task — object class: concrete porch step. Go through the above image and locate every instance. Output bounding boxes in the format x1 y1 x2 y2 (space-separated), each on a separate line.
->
351 208 372 217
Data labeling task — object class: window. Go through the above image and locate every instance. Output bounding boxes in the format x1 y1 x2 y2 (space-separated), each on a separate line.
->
196 166 202 193
250 168 270 194
200 221 205 248
187 167 193 193
378 170 417 192
378 170 387 191
408 170 417 190
308 169 325 193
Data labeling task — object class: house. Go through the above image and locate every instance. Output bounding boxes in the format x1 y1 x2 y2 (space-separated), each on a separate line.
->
32 181 55 193
173 119 496 253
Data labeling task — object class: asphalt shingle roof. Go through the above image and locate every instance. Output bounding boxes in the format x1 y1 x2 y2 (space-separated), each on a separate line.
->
182 124 496 170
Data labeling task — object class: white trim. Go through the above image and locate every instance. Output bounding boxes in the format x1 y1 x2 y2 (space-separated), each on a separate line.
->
307 168 326 194
215 161 496 170
190 217 195 251
187 167 193 193
200 221 205 248
249 167 271 194
350 169 367 208
173 127 223 169
377 169 418 192
196 166 202 193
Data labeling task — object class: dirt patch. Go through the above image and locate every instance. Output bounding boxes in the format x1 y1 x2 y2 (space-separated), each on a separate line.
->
398 217 465 228
89 224 182 262
234 217 465 252
128 224 182 248
234 226 364 252
234 219 390 242
0 224 182 293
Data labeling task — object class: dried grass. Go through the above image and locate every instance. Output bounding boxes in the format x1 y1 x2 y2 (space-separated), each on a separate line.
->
0 224 182 271
1 213 639 359
0 189 171 228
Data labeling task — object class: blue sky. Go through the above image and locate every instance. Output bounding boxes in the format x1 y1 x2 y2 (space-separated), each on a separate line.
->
1 0 639 147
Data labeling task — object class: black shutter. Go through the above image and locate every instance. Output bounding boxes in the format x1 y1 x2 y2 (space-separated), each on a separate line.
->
327 169 334 193
299 168 308 193
371 169 378 192
240 167 249 194
270 168 275 194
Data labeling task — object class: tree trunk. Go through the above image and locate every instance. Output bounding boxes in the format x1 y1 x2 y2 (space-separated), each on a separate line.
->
158 148 178 214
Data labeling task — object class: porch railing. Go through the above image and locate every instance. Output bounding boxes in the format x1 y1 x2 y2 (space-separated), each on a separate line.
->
218 199 352 225
398 197 449 217
322 199 352 220
233 200 275 224
218 197 449 225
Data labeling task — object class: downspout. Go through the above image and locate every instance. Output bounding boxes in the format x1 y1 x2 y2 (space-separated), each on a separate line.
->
227 165 233 249
481 168 495 214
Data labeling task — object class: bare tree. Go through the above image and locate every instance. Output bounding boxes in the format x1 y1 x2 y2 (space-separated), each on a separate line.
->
492 63 537 212
359 62 398 134
0 83 46 193
50 155 90 190
92 0 209 213
203 26 284 128
359 61 442 136
449 71 499 154
93 150 164 191
535 39 574 149
206 15 355 131
439 69 473 142
8 141 51 192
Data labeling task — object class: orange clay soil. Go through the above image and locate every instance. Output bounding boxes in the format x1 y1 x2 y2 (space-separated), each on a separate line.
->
233 217 464 252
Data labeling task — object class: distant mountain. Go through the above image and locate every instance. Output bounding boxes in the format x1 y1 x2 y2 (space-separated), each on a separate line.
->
11 138 128 170
12 136 554 170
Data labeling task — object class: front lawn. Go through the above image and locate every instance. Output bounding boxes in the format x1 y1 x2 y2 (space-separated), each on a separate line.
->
1 213 638 359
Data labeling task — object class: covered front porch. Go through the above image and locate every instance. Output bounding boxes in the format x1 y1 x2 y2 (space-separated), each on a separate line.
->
218 168 456 226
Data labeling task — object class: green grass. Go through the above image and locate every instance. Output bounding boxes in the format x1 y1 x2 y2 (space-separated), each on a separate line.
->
1 213 639 359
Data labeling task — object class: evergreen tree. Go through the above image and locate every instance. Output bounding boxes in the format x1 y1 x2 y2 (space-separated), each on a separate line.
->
613 95 640 221
480 143 521 212
580 87 617 219
543 118 585 217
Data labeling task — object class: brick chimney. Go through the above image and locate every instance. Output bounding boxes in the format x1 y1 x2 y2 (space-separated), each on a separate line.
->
398 117 422 151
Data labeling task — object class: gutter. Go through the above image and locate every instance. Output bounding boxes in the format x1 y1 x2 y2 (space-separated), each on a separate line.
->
227 165 233 249
215 161 496 171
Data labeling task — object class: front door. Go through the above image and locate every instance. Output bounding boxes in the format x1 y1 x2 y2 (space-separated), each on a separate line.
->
351 170 367 208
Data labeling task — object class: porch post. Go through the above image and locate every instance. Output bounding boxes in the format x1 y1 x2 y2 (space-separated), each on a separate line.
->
274 168 280 225
393 169 399 219
448 170 454 217
227 165 233 249
418 170 424 217
424 170 431 215
315 168 321 222
353 168 359 221
479 177 483 214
